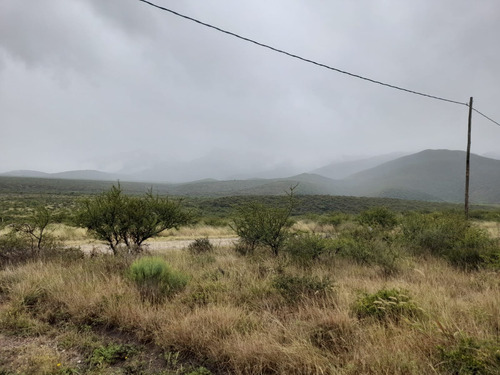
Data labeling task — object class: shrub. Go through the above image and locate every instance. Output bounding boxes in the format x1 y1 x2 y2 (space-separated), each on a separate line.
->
400 212 500 270
188 237 214 255
284 232 331 263
333 227 402 276
318 212 351 227
272 274 332 302
231 187 296 256
0 232 32 268
438 336 500 375
357 207 398 229
128 256 189 303
353 288 423 322
232 240 254 256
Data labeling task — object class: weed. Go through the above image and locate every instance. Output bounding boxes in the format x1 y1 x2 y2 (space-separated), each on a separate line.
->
272 274 332 302
353 288 424 322
232 240 254 256
128 256 189 303
89 343 138 368
310 315 357 355
188 237 214 255
186 367 212 375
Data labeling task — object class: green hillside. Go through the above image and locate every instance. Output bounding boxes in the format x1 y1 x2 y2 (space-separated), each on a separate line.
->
1 150 499 204
342 149 500 204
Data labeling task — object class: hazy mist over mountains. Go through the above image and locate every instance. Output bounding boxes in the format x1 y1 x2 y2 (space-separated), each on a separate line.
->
0 150 428 183
2 149 500 204
2 1 500 178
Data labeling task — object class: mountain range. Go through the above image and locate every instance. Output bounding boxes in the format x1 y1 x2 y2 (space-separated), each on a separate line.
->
2 150 499 204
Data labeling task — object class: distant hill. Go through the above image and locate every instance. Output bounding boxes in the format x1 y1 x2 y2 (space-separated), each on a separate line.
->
161 173 340 197
483 152 500 160
52 170 125 181
0 169 124 182
1 170 51 178
342 149 500 203
311 152 407 179
2 150 499 204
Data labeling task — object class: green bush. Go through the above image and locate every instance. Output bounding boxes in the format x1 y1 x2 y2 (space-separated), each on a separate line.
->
353 288 423 322
128 256 189 303
0 232 32 268
357 207 398 229
438 336 500 375
400 212 500 270
188 237 214 255
272 274 332 302
333 227 402 276
231 188 295 256
284 232 331 263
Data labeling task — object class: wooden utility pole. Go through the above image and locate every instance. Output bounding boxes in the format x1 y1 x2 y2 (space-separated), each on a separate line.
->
465 96 473 220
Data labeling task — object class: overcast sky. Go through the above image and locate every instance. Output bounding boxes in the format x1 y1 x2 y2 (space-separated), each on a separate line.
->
1 0 499 178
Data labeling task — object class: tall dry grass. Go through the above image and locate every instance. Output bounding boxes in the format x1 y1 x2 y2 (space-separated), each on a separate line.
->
0 244 498 374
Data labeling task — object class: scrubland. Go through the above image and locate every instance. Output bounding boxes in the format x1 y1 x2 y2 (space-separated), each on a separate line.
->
1 210 499 375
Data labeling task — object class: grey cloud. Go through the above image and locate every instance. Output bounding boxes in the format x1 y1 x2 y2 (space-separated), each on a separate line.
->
0 0 499 177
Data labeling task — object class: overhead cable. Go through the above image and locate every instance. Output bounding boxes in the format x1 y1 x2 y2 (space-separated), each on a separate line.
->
472 108 500 127
138 0 500 126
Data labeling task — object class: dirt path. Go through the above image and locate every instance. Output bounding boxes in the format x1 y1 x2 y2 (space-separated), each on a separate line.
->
75 237 238 254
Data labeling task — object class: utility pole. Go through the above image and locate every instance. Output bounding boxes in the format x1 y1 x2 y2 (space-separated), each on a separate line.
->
465 97 473 220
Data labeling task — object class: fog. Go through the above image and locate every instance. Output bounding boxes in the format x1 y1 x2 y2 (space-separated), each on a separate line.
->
1 0 499 180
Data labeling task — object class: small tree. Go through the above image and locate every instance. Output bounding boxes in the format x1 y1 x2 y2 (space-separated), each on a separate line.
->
231 187 296 256
77 184 192 254
77 185 125 253
124 191 192 248
12 206 53 254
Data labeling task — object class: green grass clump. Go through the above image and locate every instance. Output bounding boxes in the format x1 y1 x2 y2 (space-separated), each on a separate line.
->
90 343 138 368
353 288 423 322
128 256 189 303
272 274 332 302
438 336 500 375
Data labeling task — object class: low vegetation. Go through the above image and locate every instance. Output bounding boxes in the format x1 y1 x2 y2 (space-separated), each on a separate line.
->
76 184 192 254
0 186 499 374
128 256 189 303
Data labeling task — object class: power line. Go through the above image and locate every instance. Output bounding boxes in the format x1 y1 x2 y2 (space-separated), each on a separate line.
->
138 0 500 126
472 107 500 127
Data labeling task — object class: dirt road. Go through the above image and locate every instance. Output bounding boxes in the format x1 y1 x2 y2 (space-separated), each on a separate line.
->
76 237 238 254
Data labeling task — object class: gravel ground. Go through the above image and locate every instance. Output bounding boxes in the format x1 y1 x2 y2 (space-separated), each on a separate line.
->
75 237 239 254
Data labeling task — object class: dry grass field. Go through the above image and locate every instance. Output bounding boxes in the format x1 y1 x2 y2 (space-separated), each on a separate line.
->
1 221 499 374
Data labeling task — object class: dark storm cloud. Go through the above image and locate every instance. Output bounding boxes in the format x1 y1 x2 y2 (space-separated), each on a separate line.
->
0 0 499 177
